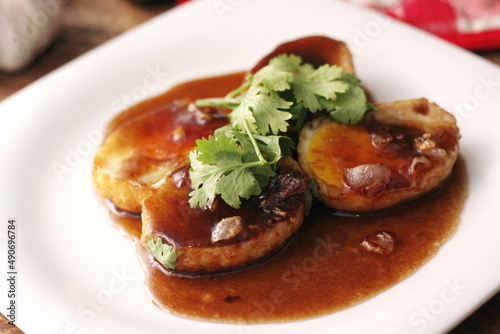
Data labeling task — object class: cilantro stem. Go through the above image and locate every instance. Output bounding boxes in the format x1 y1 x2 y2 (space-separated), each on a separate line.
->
226 80 251 99
243 119 267 164
195 81 250 109
195 97 240 109
220 159 268 171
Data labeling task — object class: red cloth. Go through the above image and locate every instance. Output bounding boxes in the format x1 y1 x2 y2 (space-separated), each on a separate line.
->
371 0 500 50
176 0 500 50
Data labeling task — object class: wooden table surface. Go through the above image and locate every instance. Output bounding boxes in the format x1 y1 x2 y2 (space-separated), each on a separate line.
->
0 0 498 333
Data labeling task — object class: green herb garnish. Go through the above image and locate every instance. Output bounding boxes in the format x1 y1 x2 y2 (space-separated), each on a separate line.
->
189 54 374 209
145 235 178 270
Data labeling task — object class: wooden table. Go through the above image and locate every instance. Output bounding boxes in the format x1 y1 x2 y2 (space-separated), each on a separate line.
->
0 0 498 333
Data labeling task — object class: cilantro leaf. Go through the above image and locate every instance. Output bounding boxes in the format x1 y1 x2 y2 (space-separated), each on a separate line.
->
325 72 375 124
188 158 225 208
216 167 263 208
230 86 292 135
188 135 243 208
188 123 292 209
145 235 178 270
252 54 300 91
192 134 242 165
339 71 360 86
292 63 349 112
253 134 294 161
189 132 278 209
329 86 372 124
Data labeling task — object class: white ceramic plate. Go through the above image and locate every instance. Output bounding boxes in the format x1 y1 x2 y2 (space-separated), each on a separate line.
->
1 0 499 333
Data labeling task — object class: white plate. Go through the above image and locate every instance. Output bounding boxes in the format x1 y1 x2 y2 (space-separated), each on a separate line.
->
1 0 499 333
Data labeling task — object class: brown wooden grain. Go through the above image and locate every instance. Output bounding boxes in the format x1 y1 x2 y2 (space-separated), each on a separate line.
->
0 0 173 100
0 313 24 334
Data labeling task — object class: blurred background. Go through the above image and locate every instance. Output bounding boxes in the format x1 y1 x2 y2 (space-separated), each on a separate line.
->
0 0 498 332
1 0 499 100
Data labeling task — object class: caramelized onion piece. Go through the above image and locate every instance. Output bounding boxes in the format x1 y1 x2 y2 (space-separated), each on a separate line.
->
410 156 431 175
371 132 393 149
344 164 391 197
211 216 244 243
361 231 396 254
414 133 436 151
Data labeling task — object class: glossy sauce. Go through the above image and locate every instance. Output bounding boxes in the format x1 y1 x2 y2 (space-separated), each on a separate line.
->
103 74 239 180
105 74 468 323
144 168 305 248
307 117 456 192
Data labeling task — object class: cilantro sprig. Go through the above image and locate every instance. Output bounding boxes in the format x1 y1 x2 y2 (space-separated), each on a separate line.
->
189 128 293 209
145 235 178 270
189 54 374 209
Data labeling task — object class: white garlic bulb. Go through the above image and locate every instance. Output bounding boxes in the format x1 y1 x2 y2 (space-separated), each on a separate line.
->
0 0 62 72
